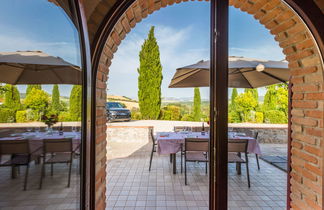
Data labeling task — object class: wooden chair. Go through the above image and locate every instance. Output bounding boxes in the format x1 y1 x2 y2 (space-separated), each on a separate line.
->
184 138 209 185
228 139 250 187
254 132 260 170
0 140 33 190
39 138 73 189
148 129 156 171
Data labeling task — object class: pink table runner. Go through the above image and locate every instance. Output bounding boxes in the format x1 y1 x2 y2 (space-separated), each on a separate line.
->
0 132 81 155
156 132 209 155
156 132 261 155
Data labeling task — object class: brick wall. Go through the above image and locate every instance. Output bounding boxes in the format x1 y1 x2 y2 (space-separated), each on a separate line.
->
89 0 324 209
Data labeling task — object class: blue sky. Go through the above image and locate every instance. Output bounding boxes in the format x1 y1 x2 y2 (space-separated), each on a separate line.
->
0 1 285 99
109 2 285 100
0 0 80 96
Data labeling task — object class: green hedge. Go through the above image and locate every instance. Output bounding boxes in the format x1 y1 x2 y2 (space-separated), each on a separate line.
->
264 110 287 124
0 108 16 123
16 110 27 123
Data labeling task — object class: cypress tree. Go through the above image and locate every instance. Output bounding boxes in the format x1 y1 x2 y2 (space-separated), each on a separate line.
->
231 88 238 107
137 26 163 120
4 84 21 111
26 85 41 96
69 85 82 121
192 87 201 121
52 85 61 113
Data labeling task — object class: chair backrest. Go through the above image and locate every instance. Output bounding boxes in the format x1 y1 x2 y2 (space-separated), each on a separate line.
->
228 139 248 153
0 140 29 155
254 132 259 140
150 129 155 144
185 138 209 152
43 138 72 153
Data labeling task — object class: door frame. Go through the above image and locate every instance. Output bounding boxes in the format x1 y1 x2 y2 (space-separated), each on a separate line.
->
86 0 324 209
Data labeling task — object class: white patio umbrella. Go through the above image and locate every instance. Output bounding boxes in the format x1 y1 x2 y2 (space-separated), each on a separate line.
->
169 56 289 88
0 51 82 85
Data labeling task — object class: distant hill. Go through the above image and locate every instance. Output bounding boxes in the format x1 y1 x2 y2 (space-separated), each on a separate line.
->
107 95 139 110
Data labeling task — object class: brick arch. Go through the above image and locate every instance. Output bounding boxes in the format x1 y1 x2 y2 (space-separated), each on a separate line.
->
94 0 324 209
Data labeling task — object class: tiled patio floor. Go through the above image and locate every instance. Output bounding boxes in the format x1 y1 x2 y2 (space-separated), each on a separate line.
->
106 143 287 210
0 159 80 209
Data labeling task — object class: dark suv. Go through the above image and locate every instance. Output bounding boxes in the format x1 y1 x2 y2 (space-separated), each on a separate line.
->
106 102 131 122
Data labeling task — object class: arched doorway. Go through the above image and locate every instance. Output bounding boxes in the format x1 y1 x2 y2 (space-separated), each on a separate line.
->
89 0 324 209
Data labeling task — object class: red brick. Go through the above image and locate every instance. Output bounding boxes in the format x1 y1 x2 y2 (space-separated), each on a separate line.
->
292 93 304 100
292 133 316 144
302 168 318 181
295 39 315 51
292 101 317 109
305 110 323 119
290 66 318 76
271 19 297 35
292 140 303 149
290 77 304 84
305 92 324 100
305 162 322 176
292 84 319 92
288 50 314 62
304 144 322 156
305 127 323 137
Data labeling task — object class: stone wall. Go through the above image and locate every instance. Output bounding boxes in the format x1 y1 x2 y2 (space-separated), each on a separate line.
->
230 125 287 143
107 126 152 143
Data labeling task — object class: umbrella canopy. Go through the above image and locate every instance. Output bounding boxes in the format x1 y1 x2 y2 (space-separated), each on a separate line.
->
0 51 82 85
169 56 289 88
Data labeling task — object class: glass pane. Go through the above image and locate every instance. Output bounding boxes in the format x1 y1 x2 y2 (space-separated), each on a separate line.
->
106 1 211 209
0 1 83 209
228 5 288 209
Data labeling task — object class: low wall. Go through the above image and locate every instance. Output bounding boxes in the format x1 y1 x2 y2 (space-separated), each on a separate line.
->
107 126 153 143
107 123 288 144
229 125 287 143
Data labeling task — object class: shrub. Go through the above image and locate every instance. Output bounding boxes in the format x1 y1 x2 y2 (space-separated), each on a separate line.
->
255 112 264 123
26 109 40 121
0 108 16 123
131 111 142 120
264 110 287 124
16 110 27 123
58 112 72 122
228 110 241 123
24 89 50 113
160 105 181 121
181 114 193 121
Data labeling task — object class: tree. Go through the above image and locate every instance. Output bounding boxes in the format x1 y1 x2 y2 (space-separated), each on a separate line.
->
244 88 258 102
24 88 50 114
235 91 258 122
69 85 82 121
4 84 21 111
26 85 41 96
137 26 163 120
51 85 61 113
231 88 238 107
193 87 202 121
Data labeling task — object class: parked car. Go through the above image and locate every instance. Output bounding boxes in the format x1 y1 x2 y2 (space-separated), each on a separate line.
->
106 102 131 122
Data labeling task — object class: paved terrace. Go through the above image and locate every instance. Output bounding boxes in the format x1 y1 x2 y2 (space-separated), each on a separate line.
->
106 143 287 210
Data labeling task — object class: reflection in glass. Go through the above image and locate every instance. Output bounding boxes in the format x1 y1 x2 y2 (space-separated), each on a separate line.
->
0 1 82 209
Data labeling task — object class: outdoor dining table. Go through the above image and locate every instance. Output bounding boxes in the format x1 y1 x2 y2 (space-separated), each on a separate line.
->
156 131 261 174
0 131 81 178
